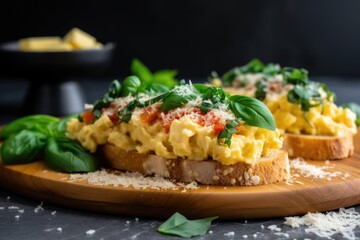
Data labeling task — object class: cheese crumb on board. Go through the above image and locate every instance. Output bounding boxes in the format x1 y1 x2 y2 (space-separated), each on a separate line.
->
290 158 347 180
69 169 198 190
284 208 360 240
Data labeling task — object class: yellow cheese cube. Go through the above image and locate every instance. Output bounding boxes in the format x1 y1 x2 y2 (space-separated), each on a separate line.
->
18 37 63 51
64 28 99 49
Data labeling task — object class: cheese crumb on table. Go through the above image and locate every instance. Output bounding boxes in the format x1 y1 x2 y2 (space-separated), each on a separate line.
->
86 229 96 235
34 201 44 213
224 231 235 237
267 224 281 232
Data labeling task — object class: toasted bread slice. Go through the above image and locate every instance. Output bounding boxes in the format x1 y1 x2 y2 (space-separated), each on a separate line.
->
102 144 289 186
283 133 354 160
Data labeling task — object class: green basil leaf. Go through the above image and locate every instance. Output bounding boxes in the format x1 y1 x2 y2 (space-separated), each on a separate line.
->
121 75 142 96
158 212 218 238
281 67 308 85
147 83 170 94
131 58 153 84
263 63 281 75
217 119 240 147
108 80 122 98
118 100 142 123
160 92 191 111
239 58 265 73
1 130 47 165
319 82 336 102
229 95 276 130
54 114 79 137
342 102 360 126
222 67 241 86
152 69 178 88
255 79 267 101
0 115 59 139
44 137 99 173
192 83 210 93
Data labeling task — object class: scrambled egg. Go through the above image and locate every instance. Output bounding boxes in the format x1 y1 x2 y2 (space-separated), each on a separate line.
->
67 109 282 166
265 93 357 136
222 73 357 137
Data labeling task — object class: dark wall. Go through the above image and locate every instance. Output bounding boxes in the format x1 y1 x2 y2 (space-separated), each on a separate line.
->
1 0 360 79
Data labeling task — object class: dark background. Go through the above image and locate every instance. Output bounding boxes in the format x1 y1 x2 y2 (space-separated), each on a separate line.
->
1 0 360 79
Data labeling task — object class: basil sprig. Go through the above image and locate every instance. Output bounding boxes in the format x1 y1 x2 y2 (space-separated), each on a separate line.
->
158 212 218 238
0 115 99 172
131 58 178 90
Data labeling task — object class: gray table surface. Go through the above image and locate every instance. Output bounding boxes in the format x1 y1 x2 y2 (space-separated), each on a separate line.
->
0 77 359 240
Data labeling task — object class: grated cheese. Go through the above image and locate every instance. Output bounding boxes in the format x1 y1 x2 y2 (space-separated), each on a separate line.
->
8 206 19 210
290 158 346 180
224 231 235 237
267 225 281 232
284 208 360 240
34 201 44 213
69 169 199 191
86 229 96 235
274 232 289 238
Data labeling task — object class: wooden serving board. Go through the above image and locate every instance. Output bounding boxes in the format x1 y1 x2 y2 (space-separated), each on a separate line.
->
0 132 360 220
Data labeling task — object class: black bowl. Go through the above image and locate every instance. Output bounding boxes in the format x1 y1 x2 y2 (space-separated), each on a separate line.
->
0 41 116 116
0 41 116 79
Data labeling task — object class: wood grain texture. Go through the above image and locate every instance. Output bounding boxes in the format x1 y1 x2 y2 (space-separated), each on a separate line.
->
0 130 359 220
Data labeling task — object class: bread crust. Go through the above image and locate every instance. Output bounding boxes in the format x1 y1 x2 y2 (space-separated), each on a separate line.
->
101 144 289 186
283 133 354 160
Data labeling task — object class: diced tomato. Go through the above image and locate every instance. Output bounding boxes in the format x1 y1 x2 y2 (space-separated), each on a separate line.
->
140 105 160 124
204 110 225 135
107 113 119 123
81 110 96 125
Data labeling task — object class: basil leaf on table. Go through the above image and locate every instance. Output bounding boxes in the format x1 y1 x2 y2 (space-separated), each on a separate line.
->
158 212 218 238
0 115 59 139
228 95 276 131
44 137 99 173
1 130 47 165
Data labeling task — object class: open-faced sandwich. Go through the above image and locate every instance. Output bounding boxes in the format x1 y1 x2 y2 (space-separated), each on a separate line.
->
67 77 289 186
211 59 357 160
